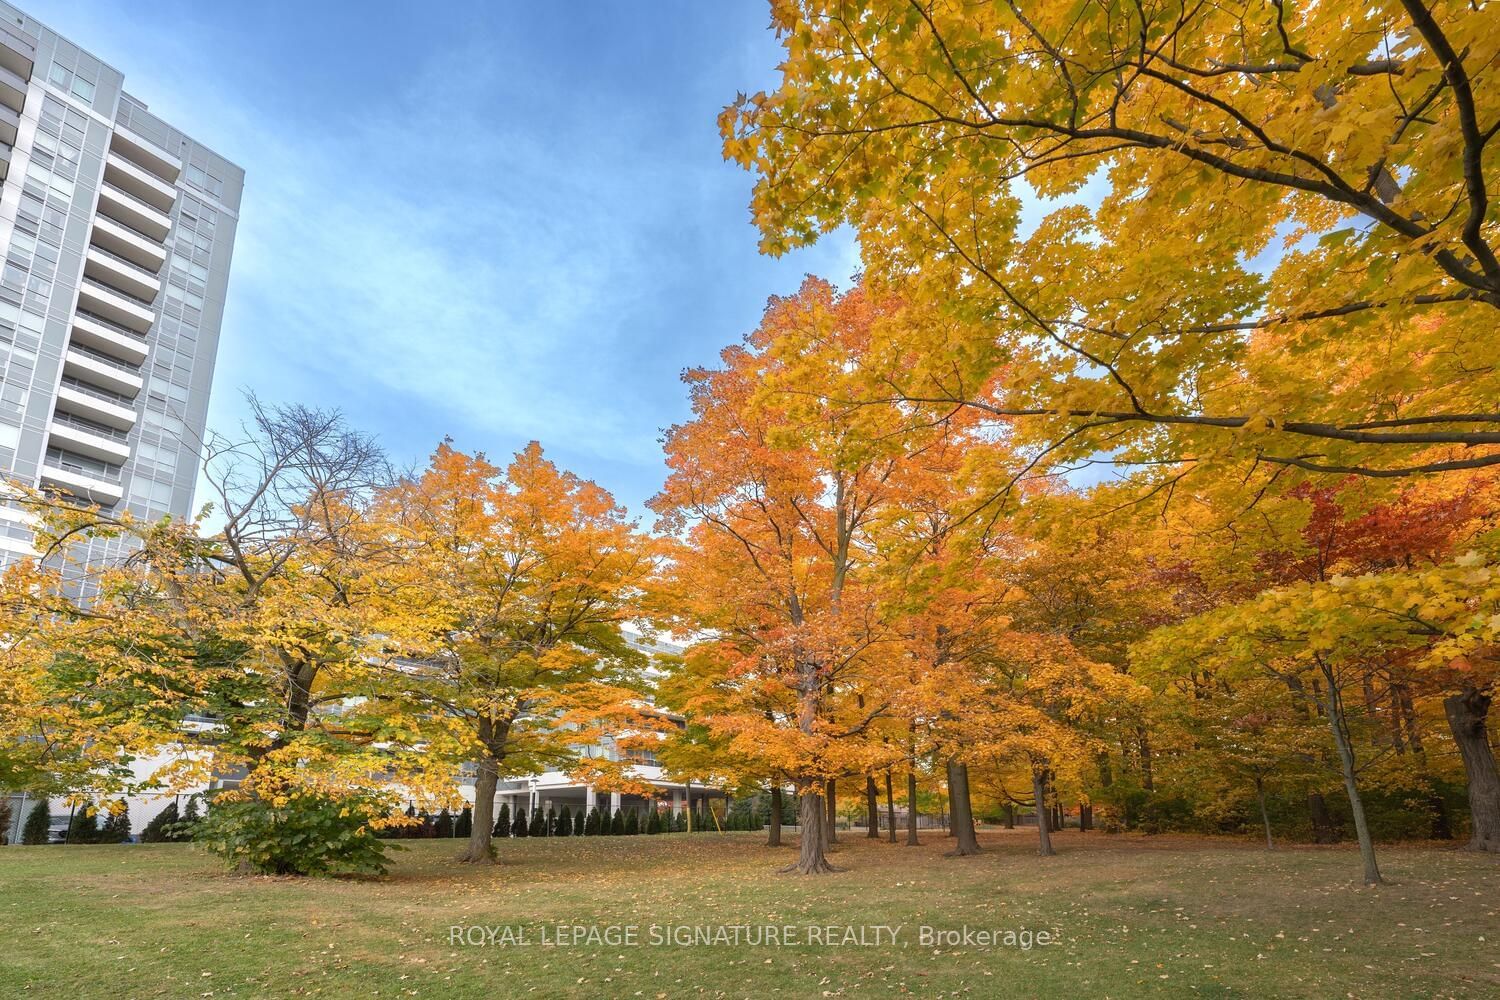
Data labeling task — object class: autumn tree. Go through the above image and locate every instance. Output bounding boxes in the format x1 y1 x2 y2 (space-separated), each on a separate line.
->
368 441 662 864
652 278 906 874
0 398 446 874
724 0 1500 484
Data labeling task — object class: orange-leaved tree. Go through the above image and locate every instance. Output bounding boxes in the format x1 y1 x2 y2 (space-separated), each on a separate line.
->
652 277 906 874
368 441 664 864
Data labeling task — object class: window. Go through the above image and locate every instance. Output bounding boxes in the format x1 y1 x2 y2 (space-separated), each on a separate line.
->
130 477 173 508
0 384 25 415
47 63 70 88
69 76 94 103
137 441 178 473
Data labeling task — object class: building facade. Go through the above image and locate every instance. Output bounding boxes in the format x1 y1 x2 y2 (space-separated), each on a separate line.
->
0 2 242 567
0 3 242 844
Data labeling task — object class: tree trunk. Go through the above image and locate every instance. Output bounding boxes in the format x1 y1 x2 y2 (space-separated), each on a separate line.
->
458 756 499 863
905 769 920 846
768 783 783 847
1321 666 1382 884
1428 790 1453 841
945 760 981 856
825 779 837 844
1032 768 1055 857
885 770 897 844
1003 803 1015 829
1137 726 1155 791
781 785 842 874
865 776 880 839
1255 774 1274 850
1399 684 1425 753
1307 790 1338 843
1444 685 1500 852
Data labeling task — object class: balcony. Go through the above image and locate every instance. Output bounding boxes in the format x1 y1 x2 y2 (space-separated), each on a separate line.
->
56 378 137 430
70 310 149 365
109 126 181 184
103 151 176 212
84 245 161 302
0 141 9 181
40 459 123 507
0 102 16 147
96 182 172 242
91 214 168 271
0 62 24 114
63 345 144 397
0 23 35 81
77 278 155 333
48 415 131 464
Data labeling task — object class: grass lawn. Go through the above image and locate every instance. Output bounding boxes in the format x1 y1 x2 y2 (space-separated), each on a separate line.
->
1 828 1497 999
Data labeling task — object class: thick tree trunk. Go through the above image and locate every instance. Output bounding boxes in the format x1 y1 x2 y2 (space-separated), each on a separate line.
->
1322 672 1382 884
1444 685 1500 852
781 786 842 874
885 770 897 844
865 776 880 838
1032 768 1055 857
1003 803 1015 829
768 783 783 847
825 779 838 844
945 760 981 856
905 770 920 845
1255 774 1274 850
459 757 499 864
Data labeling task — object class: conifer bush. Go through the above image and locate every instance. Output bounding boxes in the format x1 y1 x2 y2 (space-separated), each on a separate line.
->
100 801 132 843
22 800 50 844
66 806 98 844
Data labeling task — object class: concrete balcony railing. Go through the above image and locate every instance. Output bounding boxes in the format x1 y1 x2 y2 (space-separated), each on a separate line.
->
96 182 172 242
103 151 176 212
91 214 169 271
0 23 35 81
77 278 155 333
71 310 149 365
0 62 25 115
63 345 144 398
84 245 162 302
48 416 131 464
40 461 123 507
0 102 17 147
56 378 138 430
109 125 181 184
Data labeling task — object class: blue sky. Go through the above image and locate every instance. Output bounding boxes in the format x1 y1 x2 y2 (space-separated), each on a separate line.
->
32 0 862 514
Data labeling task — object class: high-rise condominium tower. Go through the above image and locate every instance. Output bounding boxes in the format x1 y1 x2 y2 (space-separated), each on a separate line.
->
0 3 242 566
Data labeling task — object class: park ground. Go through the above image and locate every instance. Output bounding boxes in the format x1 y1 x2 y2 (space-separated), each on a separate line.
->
1 829 1496 999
